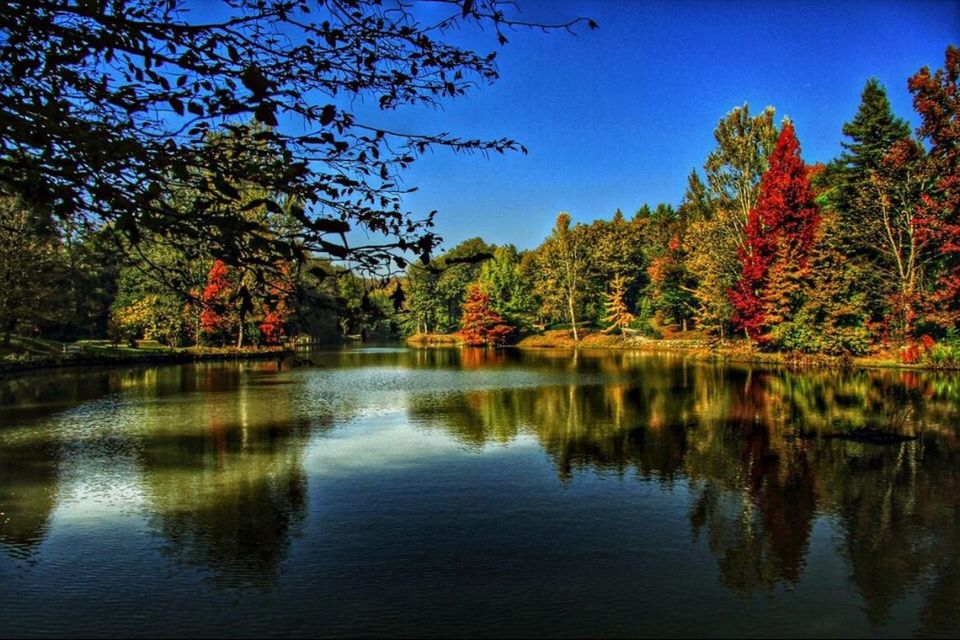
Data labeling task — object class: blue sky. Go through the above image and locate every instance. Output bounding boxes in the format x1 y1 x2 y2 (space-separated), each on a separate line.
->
360 0 958 253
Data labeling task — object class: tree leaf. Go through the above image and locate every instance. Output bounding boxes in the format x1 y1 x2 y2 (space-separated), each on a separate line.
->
320 104 336 126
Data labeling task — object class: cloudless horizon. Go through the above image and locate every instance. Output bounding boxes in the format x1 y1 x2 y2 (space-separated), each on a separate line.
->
358 0 958 254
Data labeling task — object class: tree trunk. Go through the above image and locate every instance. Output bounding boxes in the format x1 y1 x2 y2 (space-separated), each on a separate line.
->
237 319 244 349
568 294 579 342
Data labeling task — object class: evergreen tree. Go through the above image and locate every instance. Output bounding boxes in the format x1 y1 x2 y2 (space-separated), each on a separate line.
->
839 79 912 174
827 78 913 329
788 211 872 354
586 211 647 324
678 170 713 225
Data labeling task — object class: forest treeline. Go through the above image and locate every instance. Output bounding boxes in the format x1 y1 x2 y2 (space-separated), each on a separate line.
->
404 45 960 362
1 45 957 363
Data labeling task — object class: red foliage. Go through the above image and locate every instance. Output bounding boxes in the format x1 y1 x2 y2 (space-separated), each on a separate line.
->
908 45 960 328
901 343 921 364
459 284 515 347
258 311 284 344
730 122 820 341
901 334 936 364
200 260 233 338
258 271 293 345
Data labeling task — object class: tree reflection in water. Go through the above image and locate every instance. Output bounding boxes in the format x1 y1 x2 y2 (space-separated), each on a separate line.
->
410 349 960 628
138 364 324 589
1 349 958 632
0 440 59 559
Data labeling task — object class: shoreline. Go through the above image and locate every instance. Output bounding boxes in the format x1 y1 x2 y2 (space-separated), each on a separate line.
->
406 331 955 372
0 345 294 378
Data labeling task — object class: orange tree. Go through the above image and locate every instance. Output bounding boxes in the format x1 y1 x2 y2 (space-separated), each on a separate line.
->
459 284 514 347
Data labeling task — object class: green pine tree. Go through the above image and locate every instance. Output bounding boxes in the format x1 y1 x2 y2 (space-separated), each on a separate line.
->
839 79 912 174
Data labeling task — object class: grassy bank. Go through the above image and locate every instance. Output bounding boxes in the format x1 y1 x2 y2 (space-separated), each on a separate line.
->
0 336 293 376
405 333 465 347
516 330 936 370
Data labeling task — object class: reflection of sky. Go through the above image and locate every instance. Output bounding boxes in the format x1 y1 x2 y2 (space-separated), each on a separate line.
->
303 413 542 477
21 399 150 526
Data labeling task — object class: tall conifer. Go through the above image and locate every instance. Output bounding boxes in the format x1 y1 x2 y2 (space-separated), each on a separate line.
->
839 79 911 174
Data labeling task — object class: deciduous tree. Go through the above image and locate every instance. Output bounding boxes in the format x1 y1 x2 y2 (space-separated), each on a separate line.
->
687 106 778 337
704 104 779 236
852 139 934 341
0 195 63 345
200 259 238 345
731 122 819 345
0 0 592 280
909 45 960 330
535 213 589 341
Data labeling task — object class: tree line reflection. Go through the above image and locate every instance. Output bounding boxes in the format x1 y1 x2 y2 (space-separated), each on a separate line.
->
0 361 323 589
409 351 960 633
1 350 959 633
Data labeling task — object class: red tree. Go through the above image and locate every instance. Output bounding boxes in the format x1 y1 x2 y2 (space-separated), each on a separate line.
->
909 45 960 329
730 122 819 342
459 284 515 347
200 260 236 344
258 267 294 345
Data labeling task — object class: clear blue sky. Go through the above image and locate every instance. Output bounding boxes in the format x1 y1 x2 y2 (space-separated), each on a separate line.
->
364 0 958 253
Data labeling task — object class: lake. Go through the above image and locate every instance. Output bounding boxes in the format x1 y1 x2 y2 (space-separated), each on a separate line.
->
1 346 958 637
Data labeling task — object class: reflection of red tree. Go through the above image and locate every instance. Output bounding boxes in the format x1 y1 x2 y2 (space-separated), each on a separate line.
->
727 369 773 424
751 439 817 583
460 346 507 369
725 368 817 585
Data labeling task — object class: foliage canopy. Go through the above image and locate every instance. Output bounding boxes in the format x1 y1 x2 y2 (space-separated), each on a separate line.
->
0 0 593 276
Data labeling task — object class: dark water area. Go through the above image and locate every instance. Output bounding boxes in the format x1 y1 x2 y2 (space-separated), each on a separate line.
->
1 346 959 637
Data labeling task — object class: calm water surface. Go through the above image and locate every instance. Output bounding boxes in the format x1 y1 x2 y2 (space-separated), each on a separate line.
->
1 346 959 637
